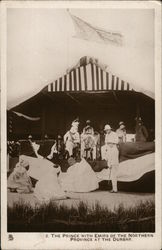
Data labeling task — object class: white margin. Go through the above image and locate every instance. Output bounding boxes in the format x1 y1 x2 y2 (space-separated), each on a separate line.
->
1 1 161 250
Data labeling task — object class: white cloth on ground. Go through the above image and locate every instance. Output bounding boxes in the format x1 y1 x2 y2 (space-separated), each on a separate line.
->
19 155 67 201
96 153 155 182
34 167 66 202
20 155 54 180
60 158 99 192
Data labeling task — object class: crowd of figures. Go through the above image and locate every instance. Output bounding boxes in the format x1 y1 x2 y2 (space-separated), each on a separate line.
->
7 116 151 161
7 117 154 195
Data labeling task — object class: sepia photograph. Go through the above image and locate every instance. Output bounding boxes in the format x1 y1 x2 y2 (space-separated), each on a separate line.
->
1 1 161 249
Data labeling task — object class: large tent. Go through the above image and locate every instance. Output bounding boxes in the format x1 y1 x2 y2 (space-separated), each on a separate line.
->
8 56 155 140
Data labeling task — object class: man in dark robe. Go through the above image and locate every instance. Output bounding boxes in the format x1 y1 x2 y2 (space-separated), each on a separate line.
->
135 118 148 142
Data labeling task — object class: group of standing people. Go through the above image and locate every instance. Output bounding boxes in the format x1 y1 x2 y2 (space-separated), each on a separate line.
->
63 117 149 160
64 119 101 160
63 119 127 160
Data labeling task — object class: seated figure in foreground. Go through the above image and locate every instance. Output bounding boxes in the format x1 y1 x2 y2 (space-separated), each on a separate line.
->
7 159 33 193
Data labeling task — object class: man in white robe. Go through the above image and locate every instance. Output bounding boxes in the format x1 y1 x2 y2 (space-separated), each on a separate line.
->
64 119 80 157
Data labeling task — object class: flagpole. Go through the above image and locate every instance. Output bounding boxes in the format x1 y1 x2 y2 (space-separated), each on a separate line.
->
66 8 72 74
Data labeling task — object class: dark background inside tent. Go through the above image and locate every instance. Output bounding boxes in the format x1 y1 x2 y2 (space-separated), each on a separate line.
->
7 89 155 140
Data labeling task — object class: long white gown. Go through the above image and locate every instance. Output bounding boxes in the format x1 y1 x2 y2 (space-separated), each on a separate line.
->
60 158 99 192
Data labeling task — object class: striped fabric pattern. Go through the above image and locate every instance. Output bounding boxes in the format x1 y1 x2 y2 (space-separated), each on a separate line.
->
47 63 133 92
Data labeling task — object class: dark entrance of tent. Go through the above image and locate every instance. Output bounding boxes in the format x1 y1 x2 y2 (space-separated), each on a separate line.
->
41 90 154 139
8 89 154 140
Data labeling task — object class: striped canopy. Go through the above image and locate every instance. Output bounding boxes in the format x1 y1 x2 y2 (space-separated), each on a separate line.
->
42 57 154 99
44 62 133 93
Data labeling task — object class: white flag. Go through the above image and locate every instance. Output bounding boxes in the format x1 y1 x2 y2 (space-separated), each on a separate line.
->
69 13 123 46
13 111 40 121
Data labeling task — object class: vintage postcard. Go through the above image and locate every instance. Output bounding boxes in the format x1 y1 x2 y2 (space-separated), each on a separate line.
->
1 1 161 250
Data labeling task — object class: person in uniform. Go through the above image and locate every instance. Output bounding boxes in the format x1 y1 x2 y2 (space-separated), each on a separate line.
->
116 121 127 143
101 124 119 193
135 117 148 142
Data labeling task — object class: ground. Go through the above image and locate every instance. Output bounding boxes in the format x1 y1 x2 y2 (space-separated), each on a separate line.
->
8 190 155 211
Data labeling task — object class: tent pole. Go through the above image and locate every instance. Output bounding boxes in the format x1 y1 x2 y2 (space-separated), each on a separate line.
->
66 93 81 105
41 106 46 139
112 91 120 103
136 102 140 119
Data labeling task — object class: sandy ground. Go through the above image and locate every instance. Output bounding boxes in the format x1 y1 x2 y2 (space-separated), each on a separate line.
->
8 190 155 211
